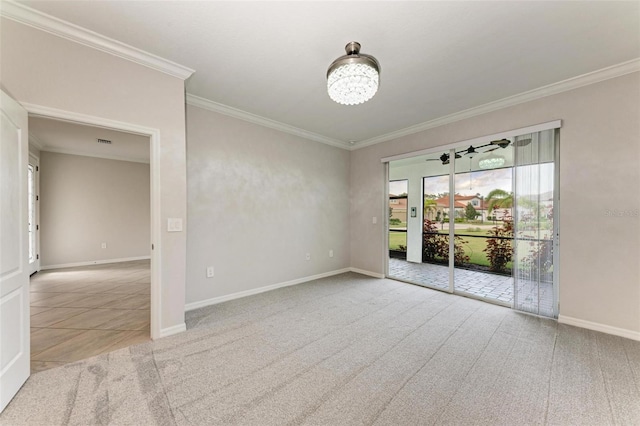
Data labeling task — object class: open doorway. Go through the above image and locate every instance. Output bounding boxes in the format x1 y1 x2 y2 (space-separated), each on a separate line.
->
27 117 152 372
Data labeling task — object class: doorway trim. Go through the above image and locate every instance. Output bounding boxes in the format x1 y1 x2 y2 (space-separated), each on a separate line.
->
22 102 162 339
27 153 40 275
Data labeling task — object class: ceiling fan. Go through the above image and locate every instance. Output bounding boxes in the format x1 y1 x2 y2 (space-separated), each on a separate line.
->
426 138 512 165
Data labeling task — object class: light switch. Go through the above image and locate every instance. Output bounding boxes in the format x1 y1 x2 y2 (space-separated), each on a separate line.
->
167 218 183 232
372 217 377 224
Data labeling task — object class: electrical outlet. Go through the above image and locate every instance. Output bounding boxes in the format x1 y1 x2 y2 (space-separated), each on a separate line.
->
329 250 334 258
101 242 107 249
206 266 214 278
305 253 311 261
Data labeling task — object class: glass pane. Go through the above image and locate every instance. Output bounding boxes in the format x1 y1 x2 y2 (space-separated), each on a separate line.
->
421 170 450 291
388 179 408 259
453 142 514 304
513 130 556 317
387 153 450 290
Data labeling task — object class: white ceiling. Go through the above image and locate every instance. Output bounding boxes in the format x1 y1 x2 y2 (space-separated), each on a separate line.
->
17 1 640 147
30 117 150 163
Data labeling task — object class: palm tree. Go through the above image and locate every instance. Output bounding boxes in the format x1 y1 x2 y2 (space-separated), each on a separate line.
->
485 189 513 215
423 198 437 220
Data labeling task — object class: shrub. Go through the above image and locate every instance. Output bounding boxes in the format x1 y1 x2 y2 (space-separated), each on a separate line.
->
484 216 513 273
389 218 401 225
423 219 469 265
523 240 553 282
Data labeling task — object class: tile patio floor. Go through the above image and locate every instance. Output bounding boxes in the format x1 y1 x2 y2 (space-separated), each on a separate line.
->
388 258 555 316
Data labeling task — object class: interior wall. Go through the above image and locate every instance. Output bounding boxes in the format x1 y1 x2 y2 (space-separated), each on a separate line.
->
39 152 150 267
350 72 640 335
1 19 188 332
186 104 350 306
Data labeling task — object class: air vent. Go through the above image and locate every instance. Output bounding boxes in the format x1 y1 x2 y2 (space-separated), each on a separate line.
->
97 138 112 144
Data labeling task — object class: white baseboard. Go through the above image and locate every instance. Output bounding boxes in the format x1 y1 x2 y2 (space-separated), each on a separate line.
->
558 315 640 342
40 256 151 270
158 323 186 339
185 268 351 312
349 267 385 279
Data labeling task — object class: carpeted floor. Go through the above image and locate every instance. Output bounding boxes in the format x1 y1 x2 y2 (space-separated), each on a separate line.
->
1 272 639 425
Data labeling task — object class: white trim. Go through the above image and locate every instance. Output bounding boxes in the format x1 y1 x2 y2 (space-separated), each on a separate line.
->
40 256 151 271
23 103 153 136
558 315 640 342
39 146 150 164
185 268 351 312
186 94 349 150
28 154 40 275
380 120 562 163
21 103 164 340
357 59 640 150
0 1 194 80
349 268 385 279
159 323 186 338
28 133 45 150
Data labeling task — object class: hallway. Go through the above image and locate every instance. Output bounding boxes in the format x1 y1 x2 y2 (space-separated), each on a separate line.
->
29 260 150 372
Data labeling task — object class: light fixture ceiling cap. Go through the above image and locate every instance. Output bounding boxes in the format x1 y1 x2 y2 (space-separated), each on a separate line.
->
327 41 381 78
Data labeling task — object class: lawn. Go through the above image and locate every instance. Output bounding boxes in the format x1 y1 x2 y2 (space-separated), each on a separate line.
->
389 227 514 269
389 231 407 250
389 224 548 270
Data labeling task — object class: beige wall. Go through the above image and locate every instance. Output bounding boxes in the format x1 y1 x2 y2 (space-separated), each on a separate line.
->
39 152 150 267
351 72 640 335
186 105 350 305
1 19 187 333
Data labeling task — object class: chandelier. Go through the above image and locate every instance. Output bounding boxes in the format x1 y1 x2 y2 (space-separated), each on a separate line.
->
327 42 380 105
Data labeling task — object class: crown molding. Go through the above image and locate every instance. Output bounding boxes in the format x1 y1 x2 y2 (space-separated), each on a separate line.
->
353 58 640 150
28 132 45 150
39 146 150 164
186 94 349 150
0 0 195 80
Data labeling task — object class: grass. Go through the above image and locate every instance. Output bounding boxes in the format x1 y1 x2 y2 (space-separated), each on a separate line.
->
389 223 547 270
389 230 512 268
389 221 407 229
389 232 407 250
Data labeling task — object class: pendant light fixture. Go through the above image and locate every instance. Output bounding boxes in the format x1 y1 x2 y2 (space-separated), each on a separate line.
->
327 42 380 105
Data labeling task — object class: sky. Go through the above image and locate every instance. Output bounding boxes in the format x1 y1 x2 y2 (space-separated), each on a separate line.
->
390 163 554 198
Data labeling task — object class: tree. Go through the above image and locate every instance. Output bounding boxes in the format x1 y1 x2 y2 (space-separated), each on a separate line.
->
485 189 514 215
465 202 478 221
423 198 437 219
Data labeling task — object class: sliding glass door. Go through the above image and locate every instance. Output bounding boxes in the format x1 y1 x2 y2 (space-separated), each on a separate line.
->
386 125 560 318
452 143 515 306
512 130 558 317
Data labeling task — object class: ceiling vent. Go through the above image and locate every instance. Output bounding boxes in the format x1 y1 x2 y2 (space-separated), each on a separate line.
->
97 138 112 144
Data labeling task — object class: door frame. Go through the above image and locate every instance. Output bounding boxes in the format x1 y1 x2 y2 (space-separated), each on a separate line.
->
27 153 39 275
23 103 163 339
383 120 562 317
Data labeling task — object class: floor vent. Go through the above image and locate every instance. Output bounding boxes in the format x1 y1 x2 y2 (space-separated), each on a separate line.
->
97 138 112 144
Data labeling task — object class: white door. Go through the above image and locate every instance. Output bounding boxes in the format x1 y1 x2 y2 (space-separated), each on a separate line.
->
0 90 30 413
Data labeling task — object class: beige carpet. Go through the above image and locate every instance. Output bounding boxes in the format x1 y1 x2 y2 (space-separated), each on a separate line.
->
1 272 639 425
